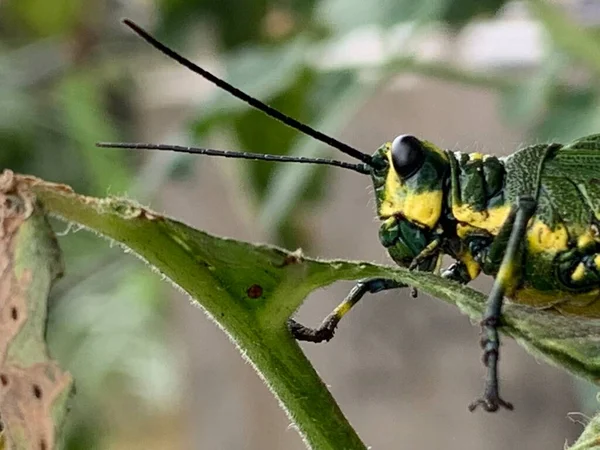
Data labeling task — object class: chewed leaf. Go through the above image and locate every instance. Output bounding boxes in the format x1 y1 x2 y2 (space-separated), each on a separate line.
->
0 171 73 449
14 170 600 448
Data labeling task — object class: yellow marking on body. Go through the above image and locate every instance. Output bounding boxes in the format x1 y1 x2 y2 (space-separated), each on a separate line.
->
469 152 483 161
452 204 511 235
594 254 600 269
458 251 480 280
513 288 600 318
571 263 586 282
456 223 477 239
379 151 443 228
527 221 569 253
578 230 595 249
404 191 443 228
577 227 600 250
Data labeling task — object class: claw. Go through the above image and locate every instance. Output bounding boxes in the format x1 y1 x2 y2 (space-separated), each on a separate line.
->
468 395 513 413
471 325 513 413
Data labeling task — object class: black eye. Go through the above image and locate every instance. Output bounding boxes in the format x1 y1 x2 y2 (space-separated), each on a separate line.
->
391 135 424 178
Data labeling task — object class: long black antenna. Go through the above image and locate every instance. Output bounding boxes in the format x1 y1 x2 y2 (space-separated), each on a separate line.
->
96 142 371 174
120 19 373 166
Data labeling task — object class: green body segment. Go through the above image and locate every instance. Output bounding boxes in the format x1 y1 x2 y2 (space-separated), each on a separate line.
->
371 134 600 318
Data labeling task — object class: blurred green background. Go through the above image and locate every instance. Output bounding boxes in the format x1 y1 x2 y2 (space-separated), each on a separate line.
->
3 0 600 448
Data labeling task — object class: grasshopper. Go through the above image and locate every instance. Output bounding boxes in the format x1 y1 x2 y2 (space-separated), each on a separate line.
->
99 20 600 412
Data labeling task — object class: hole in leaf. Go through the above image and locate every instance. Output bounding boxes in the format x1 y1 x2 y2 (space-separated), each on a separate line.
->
3 195 23 214
32 384 42 399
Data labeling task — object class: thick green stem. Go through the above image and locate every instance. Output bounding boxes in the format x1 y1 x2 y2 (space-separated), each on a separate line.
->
18 172 600 448
30 178 367 450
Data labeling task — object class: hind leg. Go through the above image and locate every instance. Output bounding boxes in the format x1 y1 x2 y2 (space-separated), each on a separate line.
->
469 196 537 413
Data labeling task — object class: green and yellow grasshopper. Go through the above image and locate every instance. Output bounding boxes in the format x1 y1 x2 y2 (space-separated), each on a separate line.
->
99 20 600 413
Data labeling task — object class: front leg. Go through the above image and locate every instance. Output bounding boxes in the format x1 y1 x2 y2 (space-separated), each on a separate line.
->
289 261 473 344
288 278 406 343
469 196 537 412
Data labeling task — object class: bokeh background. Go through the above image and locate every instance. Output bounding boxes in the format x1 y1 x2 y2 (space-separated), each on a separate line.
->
3 0 600 448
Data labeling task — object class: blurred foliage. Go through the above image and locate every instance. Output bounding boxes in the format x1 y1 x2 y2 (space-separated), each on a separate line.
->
158 0 319 47
3 0 84 37
317 0 510 32
3 0 600 447
0 1 173 449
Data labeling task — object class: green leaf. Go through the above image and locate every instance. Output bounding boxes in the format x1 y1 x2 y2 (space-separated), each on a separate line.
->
531 86 600 143
528 0 600 77
158 0 269 49
56 72 131 195
22 172 600 448
441 0 508 27
192 37 311 128
316 0 509 33
4 0 83 37
234 68 315 197
257 71 370 237
157 0 317 49
500 53 567 126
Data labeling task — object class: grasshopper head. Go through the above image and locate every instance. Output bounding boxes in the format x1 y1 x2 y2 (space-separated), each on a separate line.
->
370 135 449 268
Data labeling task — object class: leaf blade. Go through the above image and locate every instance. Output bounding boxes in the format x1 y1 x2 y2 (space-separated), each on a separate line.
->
22 172 600 448
0 171 73 449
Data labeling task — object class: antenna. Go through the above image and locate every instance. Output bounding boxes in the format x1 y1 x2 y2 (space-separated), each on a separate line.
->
120 19 373 166
96 142 371 174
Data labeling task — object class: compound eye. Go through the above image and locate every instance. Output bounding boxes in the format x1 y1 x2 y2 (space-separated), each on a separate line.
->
391 135 424 179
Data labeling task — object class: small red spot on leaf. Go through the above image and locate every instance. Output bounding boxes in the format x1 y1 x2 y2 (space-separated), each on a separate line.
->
10 307 18 321
247 284 263 299
0 374 8 386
